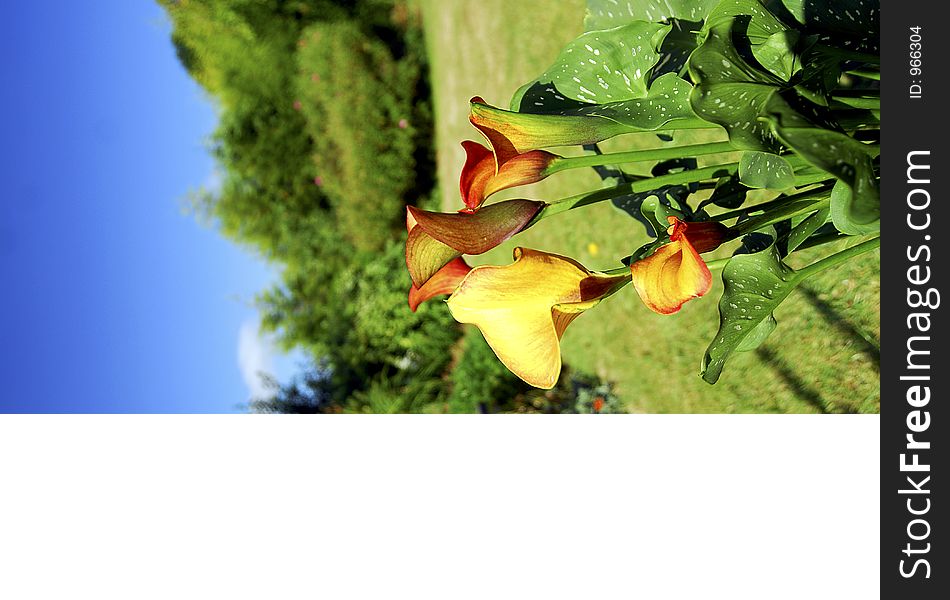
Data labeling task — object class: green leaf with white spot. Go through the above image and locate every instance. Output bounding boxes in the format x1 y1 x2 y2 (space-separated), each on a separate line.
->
556 73 703 129
829 179 879 235
738 151 795 189
786 206 830 252
765 119 879 233
774 0 880 53
704 0 788 44
688 19 784 150
512 22 670 110
691 82 780 150
735 314 777 351
585 0 720 30
753 29 801 81
690 18 784 86
702 241 799 383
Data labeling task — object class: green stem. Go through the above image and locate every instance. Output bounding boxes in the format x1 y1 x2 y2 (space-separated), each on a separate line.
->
846 69 880 81
797 236 880 278
831 97 880 110
544 141 735 175
793 172 835 187
732 197 830 236
534 162 739 224
710 183 834 223
794 231 847 251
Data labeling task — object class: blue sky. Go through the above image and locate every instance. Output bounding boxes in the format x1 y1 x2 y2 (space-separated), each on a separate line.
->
0 1 303 412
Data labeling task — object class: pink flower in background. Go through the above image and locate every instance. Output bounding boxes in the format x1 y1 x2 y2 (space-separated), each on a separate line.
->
313 176 323 186
293 100 302 111
398 119 408 129
311 73 320 82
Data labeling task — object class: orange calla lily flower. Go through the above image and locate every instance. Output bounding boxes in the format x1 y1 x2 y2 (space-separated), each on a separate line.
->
469 96 628 168
630 217 729 315
459 140 558 211
446 248 628 389
405 200 544 287
408 257 471 312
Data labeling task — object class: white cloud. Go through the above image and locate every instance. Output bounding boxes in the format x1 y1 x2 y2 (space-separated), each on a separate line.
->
203 168 223 195
237 320 274 400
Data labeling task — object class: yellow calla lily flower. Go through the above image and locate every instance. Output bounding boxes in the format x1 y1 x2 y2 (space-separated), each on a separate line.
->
446 248 627 389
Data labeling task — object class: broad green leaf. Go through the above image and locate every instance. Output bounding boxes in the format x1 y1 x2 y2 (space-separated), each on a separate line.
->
690 18 783 86
735 314 777 351
549 73 704 131
786 206 830 252
753 30 800 81
584 0 719 30
794 37 844 101
830 179 879 235
738 151 794 189
702 241 798 383
688 19 784 150
690 82 779 150
704 0 787 44
766 120 879 232
512 22 670 110
772 0 880 53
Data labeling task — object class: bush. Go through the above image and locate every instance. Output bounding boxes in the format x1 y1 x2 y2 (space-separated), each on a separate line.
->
259 238 459 406
296 18 427 251
447 327 526 413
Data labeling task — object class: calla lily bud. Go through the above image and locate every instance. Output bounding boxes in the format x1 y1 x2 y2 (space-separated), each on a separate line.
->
469 96 628 167
405 200 544 287
459 140 558 211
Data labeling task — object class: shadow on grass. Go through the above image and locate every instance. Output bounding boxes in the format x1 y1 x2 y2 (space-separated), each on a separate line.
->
755 346 839 413
798 285 881 372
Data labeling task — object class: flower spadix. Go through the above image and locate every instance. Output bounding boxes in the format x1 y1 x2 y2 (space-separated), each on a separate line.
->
630 217 729 315
446 248 628 389
405 200 544 287
459 140 557 211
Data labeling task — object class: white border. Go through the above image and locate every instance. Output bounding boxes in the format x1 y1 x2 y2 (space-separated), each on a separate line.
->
0 415 878 599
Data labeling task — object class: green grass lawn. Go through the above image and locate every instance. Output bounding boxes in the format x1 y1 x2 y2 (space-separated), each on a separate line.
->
418 0 880 413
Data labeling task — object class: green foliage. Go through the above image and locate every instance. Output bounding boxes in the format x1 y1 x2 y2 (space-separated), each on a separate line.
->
477 0 881 389
702 235 879 382
516 22 670 104
164 1 464 411
584 0 720 29
296 19 430 251
738 151 794 190
259 239 459 403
